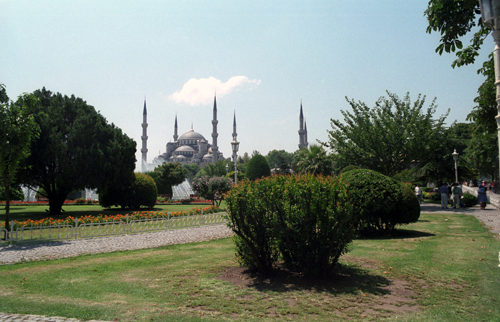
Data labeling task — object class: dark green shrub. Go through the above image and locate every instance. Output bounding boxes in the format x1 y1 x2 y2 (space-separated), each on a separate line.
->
225 174 356 277
339 165 360 174
273 175 356 277
99 173 157 209
226 179 279 274
340 169 420 233
245 155 271 181
462 192 477 207
0 185 24 201
423 191 440 200
422 187 433 193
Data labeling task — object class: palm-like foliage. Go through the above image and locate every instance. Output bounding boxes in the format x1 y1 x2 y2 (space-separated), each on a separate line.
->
292 145 333 175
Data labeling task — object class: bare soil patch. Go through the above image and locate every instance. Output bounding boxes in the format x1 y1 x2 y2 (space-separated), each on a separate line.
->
215 259 420 318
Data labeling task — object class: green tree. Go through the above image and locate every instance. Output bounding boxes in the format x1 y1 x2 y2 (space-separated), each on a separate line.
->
195 160 232 178
245 154 271 181
0 86 40 231
466 57 498 177
425 0 487 68
183 163 200 181
266 149 293 174
191 175 232 206
291 145 333 175
17 88 136 215
147 162 187 196
99 172 157 209
321 92 448 177
425 1 498 178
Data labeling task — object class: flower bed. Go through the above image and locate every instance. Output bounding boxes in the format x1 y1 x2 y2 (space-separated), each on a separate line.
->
9 205 221 229
0 199 212 206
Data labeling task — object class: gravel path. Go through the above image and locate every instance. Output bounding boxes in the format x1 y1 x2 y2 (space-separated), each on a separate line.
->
0 204 498 322
0 224 233 265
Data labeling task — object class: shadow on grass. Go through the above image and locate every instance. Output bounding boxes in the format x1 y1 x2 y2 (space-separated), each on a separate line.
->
216 263 391 296
356 229 435 240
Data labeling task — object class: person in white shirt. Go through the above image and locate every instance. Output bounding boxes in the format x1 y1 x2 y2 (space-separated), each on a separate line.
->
415 184 422 204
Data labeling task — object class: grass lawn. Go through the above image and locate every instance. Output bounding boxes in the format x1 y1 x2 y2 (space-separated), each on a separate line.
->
0 204 214 225
0 211 498 321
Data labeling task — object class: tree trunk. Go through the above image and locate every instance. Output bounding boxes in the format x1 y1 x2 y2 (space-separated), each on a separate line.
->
3 182 10 240
48 190 67 215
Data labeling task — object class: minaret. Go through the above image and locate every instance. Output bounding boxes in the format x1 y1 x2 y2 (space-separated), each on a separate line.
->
232 111 237 162
141 98 148 172
173 114 178 142
298 101 307 149
211 94 219 164
304 119 308 148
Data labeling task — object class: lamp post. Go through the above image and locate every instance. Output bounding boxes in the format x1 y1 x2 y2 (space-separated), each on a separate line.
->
479 0 500 179
452 149 459 184
231 138 239 185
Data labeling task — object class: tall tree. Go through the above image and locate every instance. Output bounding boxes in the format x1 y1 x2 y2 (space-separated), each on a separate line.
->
0 85 40 231
425 1 498 178
246 154 271 181
321 92 448 177
425 0 488 68
467 57 499 177
291 145 333 176
17 88 136 215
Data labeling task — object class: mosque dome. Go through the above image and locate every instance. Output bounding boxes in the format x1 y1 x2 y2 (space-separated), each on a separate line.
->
175 154 186 159
202 153 212 160
178 128 206 142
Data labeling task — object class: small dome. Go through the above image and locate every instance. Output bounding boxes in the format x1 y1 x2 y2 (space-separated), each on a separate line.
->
202 153 212 160
175 146 195 153
175 155 186 159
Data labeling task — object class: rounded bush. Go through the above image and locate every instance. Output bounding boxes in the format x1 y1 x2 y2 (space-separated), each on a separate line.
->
462 192 477 207
226 174 356 276
340 169 420 233
245 155 271 181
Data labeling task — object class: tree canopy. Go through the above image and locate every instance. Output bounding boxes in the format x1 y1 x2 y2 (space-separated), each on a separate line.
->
291 145 333 176
425 0 488 67
0 85 40 230
321 92 448 177
246 154 271 181
147 162 187 196
17 88 136 215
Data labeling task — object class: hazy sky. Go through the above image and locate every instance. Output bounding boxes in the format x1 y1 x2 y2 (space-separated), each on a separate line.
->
0 1 491 170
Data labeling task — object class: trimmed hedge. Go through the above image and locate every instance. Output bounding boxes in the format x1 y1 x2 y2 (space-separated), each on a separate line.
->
462 192 478 207
245 155 271 181
99 173 157 209
225 174 356 277
340 169 420 233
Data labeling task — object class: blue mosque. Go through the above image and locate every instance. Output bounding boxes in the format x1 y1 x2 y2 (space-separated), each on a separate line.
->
140 96 308 172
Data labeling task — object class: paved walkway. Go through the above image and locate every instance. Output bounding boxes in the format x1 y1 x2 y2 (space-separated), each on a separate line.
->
0 198 499 322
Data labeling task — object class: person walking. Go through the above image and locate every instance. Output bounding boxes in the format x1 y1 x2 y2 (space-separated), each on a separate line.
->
478 184 488 210
451 183 462 209
440 183 449 209
415 184 423 204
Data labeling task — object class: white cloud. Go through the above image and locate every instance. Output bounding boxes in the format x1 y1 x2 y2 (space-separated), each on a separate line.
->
169 76 261 106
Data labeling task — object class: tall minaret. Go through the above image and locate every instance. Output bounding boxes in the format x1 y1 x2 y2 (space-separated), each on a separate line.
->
304 119 308 148
232 111 238 162
141 98 148 172
173 114 178 142
298 101 308 149
211 94 219 164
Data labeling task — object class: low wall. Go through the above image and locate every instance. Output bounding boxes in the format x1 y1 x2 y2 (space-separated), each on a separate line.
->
462 186 500 209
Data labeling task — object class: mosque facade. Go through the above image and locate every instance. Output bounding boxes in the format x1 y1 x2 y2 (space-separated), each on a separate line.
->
140 97 308 172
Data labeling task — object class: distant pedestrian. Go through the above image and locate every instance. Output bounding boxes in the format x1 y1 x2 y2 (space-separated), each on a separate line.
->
440 183 449 209
478 184 488 210
451 183 462 209
415 184 422 204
